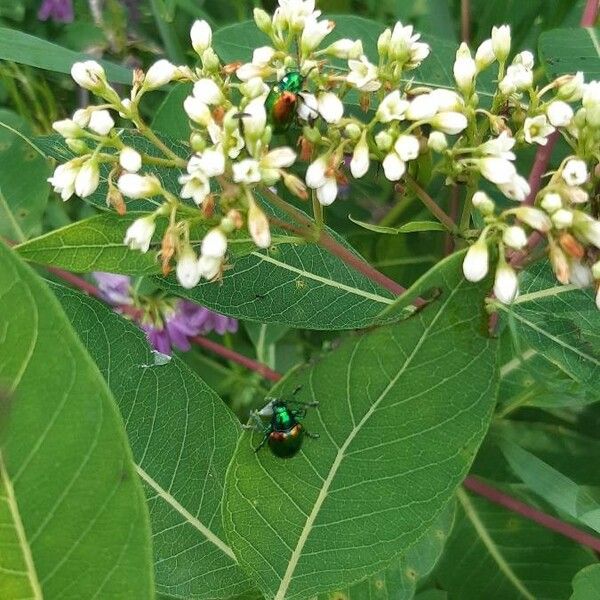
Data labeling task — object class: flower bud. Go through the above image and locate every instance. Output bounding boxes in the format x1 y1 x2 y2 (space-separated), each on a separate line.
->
478 157 516 184
463 235 489 282
325 38 363 59
72 109 90 128
569 259 593 287
120 147 143 173
70 60 106 92
344 123 362 140
557 72 584 102
475 39 495 70
394 134 419 161
176 246 201 289
118 174 162 198
74 160 100 198
144 60 176 90
66 139 89 154
240 77 268 99
540 192 562 213
406 93 438 121
547 100 574 127
283 172 308 199
382 152 406 181
88 110 115 136
427 131 448 152
562 158 588 186
573 212 600 249
559 232 584 259
549 243 570 284
430 112 468 135
193 78 224 105
376 90 409 123
350 131 370 178
253 8 272 34
184 96 212 126
201 228 228 258
47 161 80 201
375 130 394 151
124 216 156 253
472 191 495 215
377 28 391 56
503 225 528 249
248 199 271 249
514 206 552 232
53 118 84 138
191 20 212 56
198 255 221 280
453 43 476 94
318 92 344 124
494 256 519 304
551 208 573 229
592 260 600 280
491 25 511 62
564 186 589 204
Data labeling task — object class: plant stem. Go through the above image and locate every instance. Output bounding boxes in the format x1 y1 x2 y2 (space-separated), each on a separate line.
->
311 190 324 229
581 0 599 26
522 132 558 206
460 0 471 42
405 175 458 234
459 177 478 231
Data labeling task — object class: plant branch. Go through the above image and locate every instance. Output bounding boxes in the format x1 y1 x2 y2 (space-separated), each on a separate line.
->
522 132 558 207
460 0 471 42
581 0 599 26
405 175 459 234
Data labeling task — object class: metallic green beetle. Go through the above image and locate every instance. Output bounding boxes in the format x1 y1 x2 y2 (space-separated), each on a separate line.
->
265 71 304 132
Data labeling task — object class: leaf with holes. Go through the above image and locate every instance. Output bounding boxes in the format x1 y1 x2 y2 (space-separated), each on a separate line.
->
435 487 595 599
52 283 259 600
0 242 153 599
223 252 498 599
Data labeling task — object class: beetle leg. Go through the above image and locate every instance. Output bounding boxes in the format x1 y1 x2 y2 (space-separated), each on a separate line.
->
254 433 270 453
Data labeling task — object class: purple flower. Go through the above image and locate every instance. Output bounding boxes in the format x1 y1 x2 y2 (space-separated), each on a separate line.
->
38 0 74 22
92 273 238 355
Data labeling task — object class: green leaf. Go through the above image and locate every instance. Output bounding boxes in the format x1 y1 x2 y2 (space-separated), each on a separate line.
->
539 27 600 80
435 487 595 600
52 284 259 600
495 262 599 390
500 439 600 534
223 252 498 599
349 216 447 235
571 564 600 600
0 242 153 599
152 83 193 140
316 501 456 600
0 111 49 242
0 27 133 84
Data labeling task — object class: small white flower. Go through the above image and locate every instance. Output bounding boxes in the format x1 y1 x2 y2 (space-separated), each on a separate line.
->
74 160 100 198
503 225 528 249
301 17 334 54
248 199 271 248
430 89 464 112
52 118 84 139
552 208 574 229
382 152 406 181
144 59 176 90
562 158 588 186
472 191 495 215
479 131 516 160
387 21 430 67
118 173 161 199
201 228 228 258
191 148 226 177
119 147 142 173
124 216 156 253
546 101 574 127
406 93 439 121
428 131 448 152
573 213 600 249
350 132 369 178
540 192 562 213
316 178 338 206
191 20 212 56
430 112 468 134
297 92 319 121
557 72 584 102
241 97 267 149
183 96 212 126
569 260 593 288
514 206 552 232
498 174 530 202
453 43 476 94
514 50 534 70
394 135 419 161
324 38 363 59
198 255 221 280
375 130 394 151
346 55 380 91
193 78 224 105
119 98 132 118
475 39 495 70
564 186 589 204
47 161 80 201
499 64 532 94
240 77 269 99
463 236 489 282
71 60 106 91
88 110 114 136
262 147 296 169
233 159 262 184
477 157 516 184
318 92 343 124
376 90 409 123
176 247 201 289
524 115 555 145
494 259 519 304
179 171 210 205
253 46 276 66
491 25 511 62
306 155 329 188
72 109 90 128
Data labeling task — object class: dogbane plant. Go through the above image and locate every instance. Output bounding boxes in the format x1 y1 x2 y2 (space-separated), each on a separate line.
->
47 0 600 310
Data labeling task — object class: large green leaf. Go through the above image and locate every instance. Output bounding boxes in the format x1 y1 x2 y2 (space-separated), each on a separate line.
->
571 564 600 600
52 284 258 600
0 27 133 84
0 110 49 242
0 243 153 599
495 262 599 390
223 252 498 599
317 501 456 600
435 487 595 600
539 27 600 80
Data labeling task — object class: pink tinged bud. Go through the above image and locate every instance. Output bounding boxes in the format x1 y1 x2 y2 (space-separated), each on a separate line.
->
144 60 176 90
382 152 406 181
193 78 224 105
316 179 338 206
248 199 271 249
430 112 468 134
119 147 142 173
74 160 100 198
191 20 212 55
176 247 201 289
70 60 106 91
462 236 489 282
503 225 528 249
494 259 519 304
491 25 511 62
350 132 370 178
477 157 516 184
124 216 156 253
88 110 114 136
201 228 228 258
547 101 574 127
318 92 344 124
562 158 588 186
118 174 161 198
394 134 419 161
514 206 552 232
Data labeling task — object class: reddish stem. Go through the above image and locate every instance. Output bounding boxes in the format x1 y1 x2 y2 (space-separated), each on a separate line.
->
522 132 558 207
46 266 104 299
460 0 471 42
581 0 599 26
464 476 600 552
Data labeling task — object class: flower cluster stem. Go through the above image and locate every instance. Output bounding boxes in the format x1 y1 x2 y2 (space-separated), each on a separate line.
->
405 175 458 234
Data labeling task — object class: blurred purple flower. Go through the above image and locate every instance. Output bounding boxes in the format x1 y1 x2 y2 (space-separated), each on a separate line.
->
92 272 238 355
38 0 74 22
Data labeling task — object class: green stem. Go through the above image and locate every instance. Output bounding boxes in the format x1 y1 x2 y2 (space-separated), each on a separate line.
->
459 177 478 231
311 190 324 229
132 113 187 167
404 175 458 233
